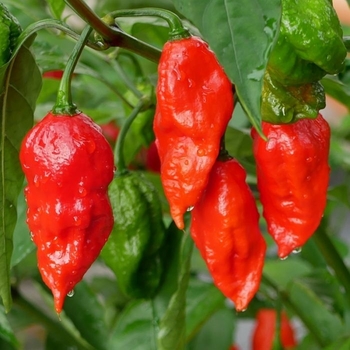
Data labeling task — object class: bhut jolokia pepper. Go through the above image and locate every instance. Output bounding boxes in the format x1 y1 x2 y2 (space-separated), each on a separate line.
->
101 171 166 299
20 111 114 313
101 99 167 299
190 157 266 311
154 34 234 230
267 0 346 86
251 114 330 259
19 26 115 314
252 309 297 350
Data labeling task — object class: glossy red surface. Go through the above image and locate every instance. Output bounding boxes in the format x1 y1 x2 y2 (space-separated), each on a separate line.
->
190 159 266 312
252 114 330 258
154 36 234 229
20 111 115 313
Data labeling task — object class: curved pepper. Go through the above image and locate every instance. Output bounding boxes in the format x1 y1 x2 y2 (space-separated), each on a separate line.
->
20 111 115 313
101 171 166 299
268 0 346 86
252 114 330 258
0 3 22 66
154 35 234 230
190 158 266 311
252 309 297 350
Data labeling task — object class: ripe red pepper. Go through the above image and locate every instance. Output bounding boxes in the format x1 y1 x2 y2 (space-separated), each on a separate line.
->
251 114 330 258
20 111 114 313
190 158 266 311
154 35 234 229
145 141 161 173
252 309 297 350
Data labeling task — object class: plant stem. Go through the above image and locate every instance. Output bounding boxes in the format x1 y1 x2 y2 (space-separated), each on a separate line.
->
108 51 143 99
13 290 92 350
262 274 324 347
64 0 161 62
312 221 350 296
115 100 145 174
109 8 190 40
53 25 92 115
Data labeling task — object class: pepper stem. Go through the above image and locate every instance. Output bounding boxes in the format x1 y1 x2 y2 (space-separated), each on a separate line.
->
115 100 146 175
52 25 93 115
108 8 190 41
64 0 161 62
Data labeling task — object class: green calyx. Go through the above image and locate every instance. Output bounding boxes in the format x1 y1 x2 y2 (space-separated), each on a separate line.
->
261 69 325 124
268 0 346 86
0 3 22 66
101 171 167 299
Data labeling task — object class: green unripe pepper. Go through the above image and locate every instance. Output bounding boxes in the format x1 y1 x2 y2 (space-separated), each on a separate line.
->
0 3 22 66
261 69 325 123
268 0 346 86
101 171 166 299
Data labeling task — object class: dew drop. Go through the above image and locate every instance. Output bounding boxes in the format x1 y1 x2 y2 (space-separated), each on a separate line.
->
33 175 40 187
78 187 87 197
184 159 189 166
292 247 302 254
67 290 74 297
197 148 206 157
306 157 313 163
280 255 288 261
187 206 194 212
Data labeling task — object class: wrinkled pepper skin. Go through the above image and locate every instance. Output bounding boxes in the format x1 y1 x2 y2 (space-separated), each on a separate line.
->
101 171 166 299
268 0 346 86
252 114 330 258
0 3 22 66
261 69 325 124
252 309 297 350
154 35 234 230
190 158 266 311
20 111 114 313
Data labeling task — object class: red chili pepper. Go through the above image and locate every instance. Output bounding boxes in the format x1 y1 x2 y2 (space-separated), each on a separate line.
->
42 70 64 80
190 158 266 311
252 309 297 350
154 35 234 229
20 111 114 313
145 141 161 173
100 120 120 147
251 114 330 258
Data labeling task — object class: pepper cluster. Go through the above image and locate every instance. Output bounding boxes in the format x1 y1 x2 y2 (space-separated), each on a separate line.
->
154 34 266 311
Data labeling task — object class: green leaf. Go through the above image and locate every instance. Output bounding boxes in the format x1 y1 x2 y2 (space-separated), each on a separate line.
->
172 0 282 135
157 233 194 350
45 0 65 19
108 300 157 350
0 306 19 348
324 336 350 350
187 308 235 350
62 280 109 350
10 187 34 267
185 279 225 340
264 258 313 289
0 35 42 311
321 75 350 110
288 281 345 347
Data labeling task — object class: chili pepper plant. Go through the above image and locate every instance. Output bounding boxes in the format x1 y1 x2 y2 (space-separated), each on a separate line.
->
1 0 350 349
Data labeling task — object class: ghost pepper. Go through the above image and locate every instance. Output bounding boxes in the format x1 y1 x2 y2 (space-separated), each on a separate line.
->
252 114 330 258
154 35 234 230
190 157 266 311
20 111 114 313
